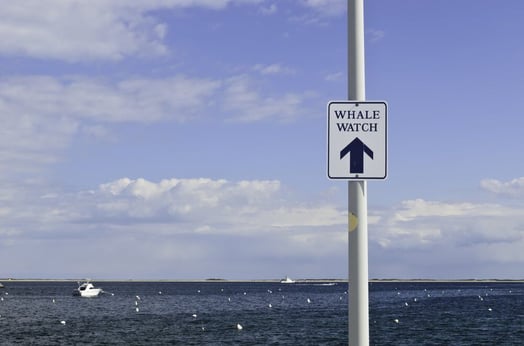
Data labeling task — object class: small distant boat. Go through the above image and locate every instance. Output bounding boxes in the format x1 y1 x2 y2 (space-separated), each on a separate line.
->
73 280 102 297
280 276 295 284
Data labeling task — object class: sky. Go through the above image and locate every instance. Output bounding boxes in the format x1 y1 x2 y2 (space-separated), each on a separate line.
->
1 0 523 280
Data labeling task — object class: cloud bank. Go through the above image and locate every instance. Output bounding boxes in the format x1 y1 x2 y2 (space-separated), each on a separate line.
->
2 175 523 279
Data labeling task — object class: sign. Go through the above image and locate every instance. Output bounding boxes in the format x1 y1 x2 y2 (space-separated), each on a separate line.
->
327 101 387 180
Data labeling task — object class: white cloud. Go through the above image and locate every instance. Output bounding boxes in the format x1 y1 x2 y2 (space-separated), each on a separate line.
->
222 74 309 122
4 176 344 239
0 0 347 62
481 177 524 197
94 177 289 225
301 0 345 17
3 177 524 279
369 198 524 278
0 75 221 123
0 75 221 177
0 72 311 178
0 175 346 278
0 0 263 62
367 29 385 43
259 3 277 15
375 198 523 246
324 71 344 82
253 63 294 75
0 1 163 61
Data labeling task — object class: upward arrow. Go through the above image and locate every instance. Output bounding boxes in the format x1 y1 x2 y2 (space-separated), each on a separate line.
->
340 137 374 174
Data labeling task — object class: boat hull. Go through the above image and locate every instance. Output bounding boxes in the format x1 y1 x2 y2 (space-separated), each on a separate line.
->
73 288 102 297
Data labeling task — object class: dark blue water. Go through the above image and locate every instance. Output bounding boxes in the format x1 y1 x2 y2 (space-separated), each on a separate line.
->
0 281 522 345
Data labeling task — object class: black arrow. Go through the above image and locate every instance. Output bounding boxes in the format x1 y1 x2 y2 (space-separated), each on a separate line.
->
340 137 374 174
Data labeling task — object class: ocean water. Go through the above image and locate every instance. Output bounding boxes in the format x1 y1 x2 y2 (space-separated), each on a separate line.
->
0 281 522 345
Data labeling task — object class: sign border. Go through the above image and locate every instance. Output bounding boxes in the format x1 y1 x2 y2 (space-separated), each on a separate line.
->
327 100 388 180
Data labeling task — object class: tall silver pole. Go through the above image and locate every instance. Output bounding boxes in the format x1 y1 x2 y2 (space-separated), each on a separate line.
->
348 0 369 345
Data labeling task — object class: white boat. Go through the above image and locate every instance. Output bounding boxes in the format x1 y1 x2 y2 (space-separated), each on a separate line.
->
280 276 295 284
73 281 102 297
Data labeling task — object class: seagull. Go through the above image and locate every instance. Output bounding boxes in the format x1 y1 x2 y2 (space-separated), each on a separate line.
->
394 319 399 324
135 307 140 313
60 320 66 325
307 298 311 304
136 295 141 300
268 303 272 308
236 323 243 330
192 314 197 318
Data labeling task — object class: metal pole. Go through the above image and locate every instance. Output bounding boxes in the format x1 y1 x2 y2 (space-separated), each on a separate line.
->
348 0 369 345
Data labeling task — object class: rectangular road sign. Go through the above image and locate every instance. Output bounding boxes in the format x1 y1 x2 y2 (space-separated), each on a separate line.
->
327 101 387 180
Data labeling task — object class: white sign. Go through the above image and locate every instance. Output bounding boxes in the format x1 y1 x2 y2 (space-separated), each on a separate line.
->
327 101 387 180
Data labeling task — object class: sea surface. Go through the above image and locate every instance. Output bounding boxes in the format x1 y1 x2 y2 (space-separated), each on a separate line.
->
0 281 522 345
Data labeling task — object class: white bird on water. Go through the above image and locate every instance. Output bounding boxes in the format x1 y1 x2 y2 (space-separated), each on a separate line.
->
307 298 311 304
60 320 66 325
236 323 243 330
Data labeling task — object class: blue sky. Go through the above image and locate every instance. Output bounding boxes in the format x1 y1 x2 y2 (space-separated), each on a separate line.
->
1 0 523 280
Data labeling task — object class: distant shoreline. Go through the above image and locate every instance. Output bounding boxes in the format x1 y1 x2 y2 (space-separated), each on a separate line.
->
1 278 524 283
